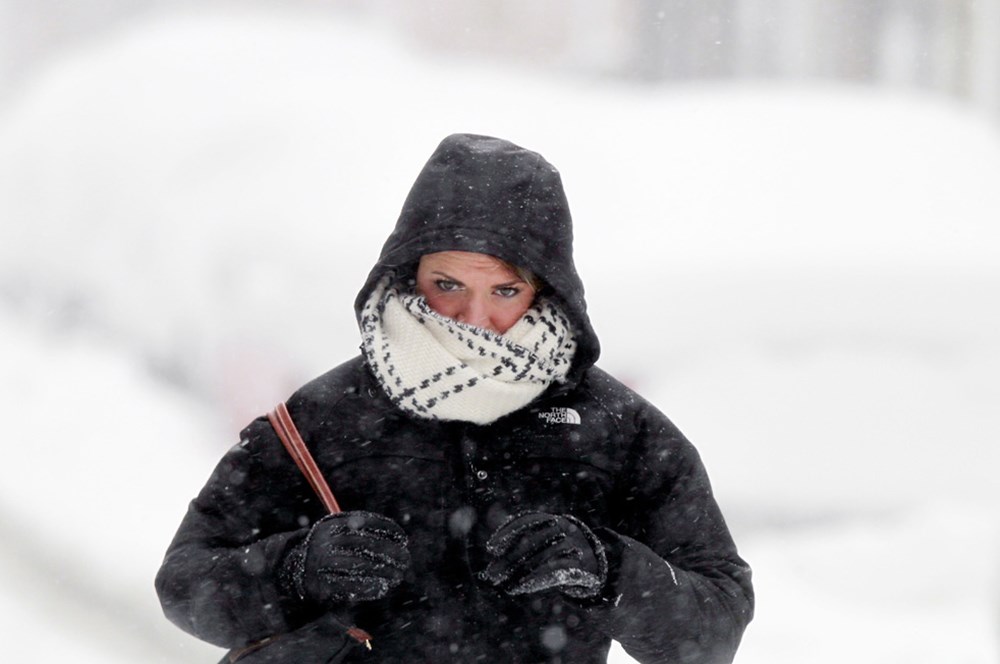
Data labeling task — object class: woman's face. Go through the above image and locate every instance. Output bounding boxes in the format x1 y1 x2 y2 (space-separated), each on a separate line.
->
416 251 536 334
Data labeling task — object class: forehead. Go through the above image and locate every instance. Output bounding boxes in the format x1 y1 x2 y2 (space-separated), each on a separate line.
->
418 251 515 275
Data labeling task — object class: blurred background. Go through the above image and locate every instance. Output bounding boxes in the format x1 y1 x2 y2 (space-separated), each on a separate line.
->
1 1 999 662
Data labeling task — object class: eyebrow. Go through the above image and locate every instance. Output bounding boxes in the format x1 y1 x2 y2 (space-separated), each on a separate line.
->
429 270 526 288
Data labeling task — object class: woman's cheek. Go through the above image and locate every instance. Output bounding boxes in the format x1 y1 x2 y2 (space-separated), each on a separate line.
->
423 293 455 318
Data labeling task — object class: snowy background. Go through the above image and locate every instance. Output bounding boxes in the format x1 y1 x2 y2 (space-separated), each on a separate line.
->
1 6 999 663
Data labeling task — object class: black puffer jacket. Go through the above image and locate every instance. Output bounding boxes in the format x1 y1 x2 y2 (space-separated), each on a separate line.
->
156 135 753 663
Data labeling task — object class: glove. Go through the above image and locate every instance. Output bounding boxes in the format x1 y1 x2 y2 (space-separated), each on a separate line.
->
285 511 410 604
480 511 608 599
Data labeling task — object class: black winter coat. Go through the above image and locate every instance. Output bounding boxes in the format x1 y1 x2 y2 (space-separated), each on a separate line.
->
155 134 753 663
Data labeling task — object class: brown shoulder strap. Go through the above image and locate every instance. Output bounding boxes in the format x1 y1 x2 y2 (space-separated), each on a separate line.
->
267 402 342 514
249 404 373 652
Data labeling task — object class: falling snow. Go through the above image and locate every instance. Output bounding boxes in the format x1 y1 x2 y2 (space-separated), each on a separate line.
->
1 7 999 664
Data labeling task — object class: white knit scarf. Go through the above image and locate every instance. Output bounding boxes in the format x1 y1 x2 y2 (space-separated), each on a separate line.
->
359 275 577 425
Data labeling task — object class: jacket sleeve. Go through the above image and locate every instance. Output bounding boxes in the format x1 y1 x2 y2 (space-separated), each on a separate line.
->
586 402 754 664
154 417 321 648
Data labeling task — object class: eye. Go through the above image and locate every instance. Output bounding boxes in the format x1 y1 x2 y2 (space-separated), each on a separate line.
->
434 279 461 292
495 286 521 298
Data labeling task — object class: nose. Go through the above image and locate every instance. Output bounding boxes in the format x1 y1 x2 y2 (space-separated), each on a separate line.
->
457 296 494 332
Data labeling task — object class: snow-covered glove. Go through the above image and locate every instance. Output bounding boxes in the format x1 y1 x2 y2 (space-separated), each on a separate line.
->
285 511 410 605
480 511 608 599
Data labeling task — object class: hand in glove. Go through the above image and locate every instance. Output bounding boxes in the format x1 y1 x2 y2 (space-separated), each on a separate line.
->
285 511 410 605
480 511 607 599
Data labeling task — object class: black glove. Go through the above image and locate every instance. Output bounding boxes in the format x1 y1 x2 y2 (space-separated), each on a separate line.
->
480 511 607 599
285 511 410 604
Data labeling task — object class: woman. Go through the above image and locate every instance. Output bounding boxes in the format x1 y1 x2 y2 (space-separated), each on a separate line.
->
156 134 754 663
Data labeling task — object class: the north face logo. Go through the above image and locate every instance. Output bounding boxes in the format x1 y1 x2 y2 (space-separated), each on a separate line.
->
538 407 581 425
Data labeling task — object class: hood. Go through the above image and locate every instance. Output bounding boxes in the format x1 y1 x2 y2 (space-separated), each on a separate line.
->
354 133 600 384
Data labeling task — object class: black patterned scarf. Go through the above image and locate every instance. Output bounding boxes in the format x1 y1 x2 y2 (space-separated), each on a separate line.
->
360 276 577 424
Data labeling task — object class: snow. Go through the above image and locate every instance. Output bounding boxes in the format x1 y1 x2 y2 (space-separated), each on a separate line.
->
1 7 999 663
0 310 225 661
